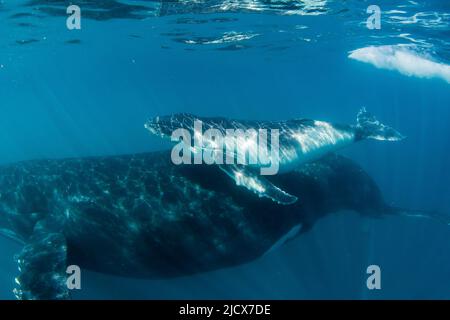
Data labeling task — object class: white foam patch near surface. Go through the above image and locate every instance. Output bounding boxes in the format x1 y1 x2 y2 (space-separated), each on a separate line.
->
349 45 450 84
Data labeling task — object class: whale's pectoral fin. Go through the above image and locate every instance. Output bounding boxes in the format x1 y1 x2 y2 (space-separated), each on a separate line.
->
219 164 298 205
14 220 69 300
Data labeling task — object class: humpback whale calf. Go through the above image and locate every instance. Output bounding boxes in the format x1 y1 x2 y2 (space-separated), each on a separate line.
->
145 108 404 204
0 151 445 300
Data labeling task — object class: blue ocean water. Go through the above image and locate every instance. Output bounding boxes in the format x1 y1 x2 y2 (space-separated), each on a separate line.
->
0 0 449 299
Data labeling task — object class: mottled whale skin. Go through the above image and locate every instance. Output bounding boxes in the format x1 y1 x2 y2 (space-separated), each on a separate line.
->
0 151 435 299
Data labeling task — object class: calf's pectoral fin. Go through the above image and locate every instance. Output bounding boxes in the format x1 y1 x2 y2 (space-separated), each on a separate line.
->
219 164 298 205
14 219 69 300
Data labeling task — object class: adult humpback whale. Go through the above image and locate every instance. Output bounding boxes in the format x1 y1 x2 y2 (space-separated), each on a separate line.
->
0 151 444 300
145 108 404 204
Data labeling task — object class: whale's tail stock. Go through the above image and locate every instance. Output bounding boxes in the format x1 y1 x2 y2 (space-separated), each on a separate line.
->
386 205 450 227
356 107 405 142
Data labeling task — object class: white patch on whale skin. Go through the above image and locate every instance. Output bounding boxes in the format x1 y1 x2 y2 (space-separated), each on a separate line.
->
349 45 450 84
68 195 92 203
297 121 355 154
279 121 354 172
